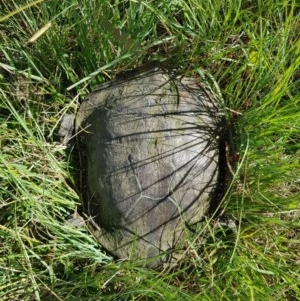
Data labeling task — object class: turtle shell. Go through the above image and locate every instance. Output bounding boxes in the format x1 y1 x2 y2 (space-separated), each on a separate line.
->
75 66 226 267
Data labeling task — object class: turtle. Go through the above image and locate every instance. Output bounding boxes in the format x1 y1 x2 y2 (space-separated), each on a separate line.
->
59 65 229 267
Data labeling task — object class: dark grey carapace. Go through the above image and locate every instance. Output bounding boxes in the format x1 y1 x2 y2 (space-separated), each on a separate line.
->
75 66 228 267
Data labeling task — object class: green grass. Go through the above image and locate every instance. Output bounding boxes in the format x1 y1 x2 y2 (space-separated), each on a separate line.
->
0 0 299 300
